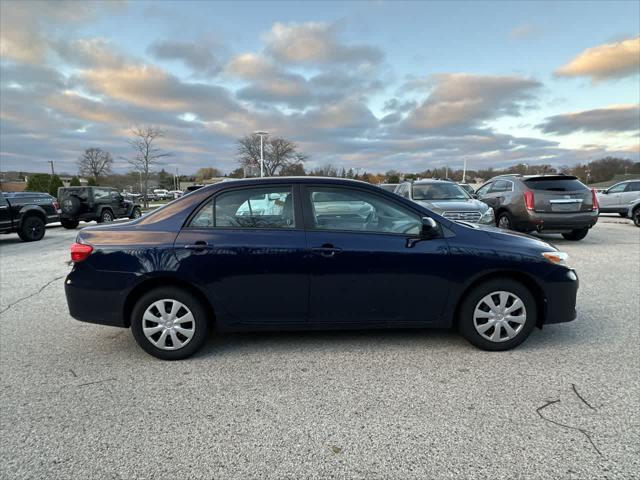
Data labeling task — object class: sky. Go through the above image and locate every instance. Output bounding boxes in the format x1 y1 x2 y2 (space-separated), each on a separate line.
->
1 0 639 175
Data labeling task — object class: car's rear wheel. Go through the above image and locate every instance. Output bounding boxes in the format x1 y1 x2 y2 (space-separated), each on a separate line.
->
562 228 589 241
61 218 79 229
18 216 46 242
497 211 513 230
129 207 142 219
458 279 536 351
633 208 640 227
98 209 114 223
130 287 210 360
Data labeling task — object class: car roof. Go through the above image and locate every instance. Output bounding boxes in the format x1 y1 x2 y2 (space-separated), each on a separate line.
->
198 176 375 191
411 179 456 184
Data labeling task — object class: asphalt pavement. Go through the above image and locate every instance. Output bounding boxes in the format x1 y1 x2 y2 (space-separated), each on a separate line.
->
0 217 638 479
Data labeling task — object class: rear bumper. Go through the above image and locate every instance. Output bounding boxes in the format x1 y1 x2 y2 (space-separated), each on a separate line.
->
65 267 133 328
515 211 598 232
541 268 579 325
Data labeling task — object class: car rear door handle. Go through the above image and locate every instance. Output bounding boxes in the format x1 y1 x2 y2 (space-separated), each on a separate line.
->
184 241 213 251
311 244 342 257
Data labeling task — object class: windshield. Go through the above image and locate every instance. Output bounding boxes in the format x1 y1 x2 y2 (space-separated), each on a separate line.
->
412 183 470 201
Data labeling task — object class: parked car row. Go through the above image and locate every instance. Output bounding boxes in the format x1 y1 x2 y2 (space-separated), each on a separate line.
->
385 176 640 238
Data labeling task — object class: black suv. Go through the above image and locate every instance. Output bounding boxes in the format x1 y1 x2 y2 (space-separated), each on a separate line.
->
58 186 142 229
475 174 599 240
0 191 60 241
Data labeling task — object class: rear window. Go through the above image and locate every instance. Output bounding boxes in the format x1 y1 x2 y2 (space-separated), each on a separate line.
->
524 177 587 192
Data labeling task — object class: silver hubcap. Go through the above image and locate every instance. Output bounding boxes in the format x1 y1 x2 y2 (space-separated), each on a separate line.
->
498 216 510 229
104 212 112 221
473 291 526 342
142 299 195 350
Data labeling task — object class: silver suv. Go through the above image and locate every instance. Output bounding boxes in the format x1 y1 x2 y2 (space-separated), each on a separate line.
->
394 179 494 224
596 180 640 217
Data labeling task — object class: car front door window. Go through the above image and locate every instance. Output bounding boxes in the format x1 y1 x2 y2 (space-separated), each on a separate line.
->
476 183 493 196
308 188 421 235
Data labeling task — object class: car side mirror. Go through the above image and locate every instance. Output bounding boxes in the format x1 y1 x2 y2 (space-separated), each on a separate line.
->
407 217 439 248
421 216 438 237
471 193 479 199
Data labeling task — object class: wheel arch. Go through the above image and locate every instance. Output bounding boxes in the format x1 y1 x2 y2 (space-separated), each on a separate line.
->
123 276 215 328
18 206 47 227
452 270 547 328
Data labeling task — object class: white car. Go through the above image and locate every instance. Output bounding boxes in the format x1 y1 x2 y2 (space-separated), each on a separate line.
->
597 180 640 217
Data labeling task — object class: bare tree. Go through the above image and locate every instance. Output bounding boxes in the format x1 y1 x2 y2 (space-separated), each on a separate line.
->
127 126 170 207
236 133 306 177
78 148 113 183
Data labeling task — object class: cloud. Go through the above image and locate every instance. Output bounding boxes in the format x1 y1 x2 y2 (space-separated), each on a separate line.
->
53 38 126 68
78 64 242 119
147 39 223 76
555 35 640 81
510 24 539 39
0 0 124 64
401 74 541 132
264 22 383 66
538 104 640 134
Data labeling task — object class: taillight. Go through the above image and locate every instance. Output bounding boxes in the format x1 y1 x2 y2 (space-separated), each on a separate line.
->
53 200 60 210
524 191 535 211
591 188 599 211
70 243 93 262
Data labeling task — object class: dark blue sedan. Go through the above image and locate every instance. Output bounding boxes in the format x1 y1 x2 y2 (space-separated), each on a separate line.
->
65 177 578 359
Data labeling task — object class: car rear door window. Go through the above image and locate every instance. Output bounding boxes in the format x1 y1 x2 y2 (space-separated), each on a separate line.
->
308 187 421 235
93 188 111 200
490 180 512 193
190 186 295 229
625 182 640 192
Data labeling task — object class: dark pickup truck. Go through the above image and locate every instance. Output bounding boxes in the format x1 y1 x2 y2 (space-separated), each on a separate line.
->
0 191 60 242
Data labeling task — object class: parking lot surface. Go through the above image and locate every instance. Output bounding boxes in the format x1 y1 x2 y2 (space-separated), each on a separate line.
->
1 217 638 479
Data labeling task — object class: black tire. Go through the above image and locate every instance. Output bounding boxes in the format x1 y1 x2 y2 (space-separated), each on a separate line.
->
129 207 142 220
130 287 210 360
60 196 81 216
458 278 537 351
497 211 513 230
61 218 80 229
562 228 589 241
619 212 627 218
632 207 640 228
18 215 46 242
99 209 114 223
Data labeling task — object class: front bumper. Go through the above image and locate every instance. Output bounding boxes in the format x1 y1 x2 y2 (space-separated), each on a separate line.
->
541 268 579 324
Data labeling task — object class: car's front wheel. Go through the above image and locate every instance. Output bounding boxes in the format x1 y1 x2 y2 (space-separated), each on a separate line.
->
458 279 536 351
130 287 210 360
562 228 589 241
497 211 513 230
129 207 142 219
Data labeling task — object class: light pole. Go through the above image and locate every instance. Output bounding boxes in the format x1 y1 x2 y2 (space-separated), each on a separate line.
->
254 131 268 177
462 159 467 183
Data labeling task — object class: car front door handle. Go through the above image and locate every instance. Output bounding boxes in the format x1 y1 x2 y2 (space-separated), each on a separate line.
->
184 241 213 251
311 245 342 257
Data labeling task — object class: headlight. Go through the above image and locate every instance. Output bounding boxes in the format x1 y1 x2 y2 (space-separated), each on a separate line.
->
542 251 569 266
481 208 494 221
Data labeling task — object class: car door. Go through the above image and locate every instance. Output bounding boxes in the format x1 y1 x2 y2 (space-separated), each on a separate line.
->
0 193 12 231
302 185 451 327
599 183 626 210
478 181 507 209
173 184 308 327
110 190 128 217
